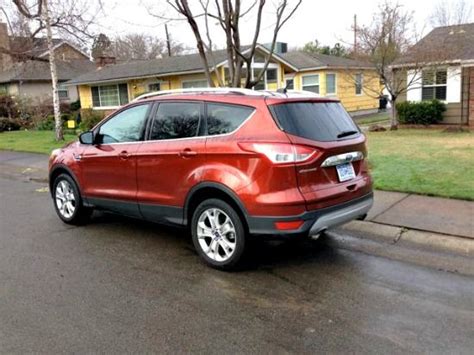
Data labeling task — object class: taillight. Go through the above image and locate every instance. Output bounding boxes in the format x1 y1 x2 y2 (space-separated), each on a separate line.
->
238 142 317 164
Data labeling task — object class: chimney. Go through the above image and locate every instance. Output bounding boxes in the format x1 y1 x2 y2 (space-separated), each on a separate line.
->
95 55 116 68
0 22 12 71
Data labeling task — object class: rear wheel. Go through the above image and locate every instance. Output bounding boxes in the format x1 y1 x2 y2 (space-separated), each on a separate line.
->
53 173 92 225
191 199 246 270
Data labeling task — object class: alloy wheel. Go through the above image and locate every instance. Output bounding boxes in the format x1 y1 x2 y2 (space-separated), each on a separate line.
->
197 208 237 262
55 180 76 219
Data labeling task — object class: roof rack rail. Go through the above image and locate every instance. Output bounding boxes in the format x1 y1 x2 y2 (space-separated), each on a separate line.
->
132 87 271 101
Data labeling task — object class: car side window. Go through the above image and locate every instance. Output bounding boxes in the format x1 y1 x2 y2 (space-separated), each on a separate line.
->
207 103 254 135
97 104 150 144
149 102 201 140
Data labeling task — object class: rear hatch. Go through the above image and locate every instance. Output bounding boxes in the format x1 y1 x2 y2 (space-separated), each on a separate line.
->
268 100 372 210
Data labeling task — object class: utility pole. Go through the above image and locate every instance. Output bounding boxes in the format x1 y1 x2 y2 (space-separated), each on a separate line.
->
165 24 171 57
353 14 357 55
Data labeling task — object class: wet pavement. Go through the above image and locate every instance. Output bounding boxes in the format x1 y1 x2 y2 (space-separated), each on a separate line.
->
1 173 473 353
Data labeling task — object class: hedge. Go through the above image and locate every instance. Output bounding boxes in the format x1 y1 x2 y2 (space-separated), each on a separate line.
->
396 99 446 125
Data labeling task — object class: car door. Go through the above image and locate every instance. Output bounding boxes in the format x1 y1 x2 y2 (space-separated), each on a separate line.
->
80 103 152 217
136 101 205 225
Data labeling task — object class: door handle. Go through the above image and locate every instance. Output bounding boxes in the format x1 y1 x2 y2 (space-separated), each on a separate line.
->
118 150 130 160
179 148 197 158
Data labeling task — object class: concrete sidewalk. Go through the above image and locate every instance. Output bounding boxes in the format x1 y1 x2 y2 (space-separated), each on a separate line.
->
1 150 473 239
368 191 473 239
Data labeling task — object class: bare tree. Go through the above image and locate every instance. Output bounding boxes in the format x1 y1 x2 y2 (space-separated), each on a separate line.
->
4 0 100 141
109 33 185 61
429 0 473 27
351 2 427 129
150 0 302 88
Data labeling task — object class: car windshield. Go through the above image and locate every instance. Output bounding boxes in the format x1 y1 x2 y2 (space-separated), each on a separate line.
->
269 102 360 142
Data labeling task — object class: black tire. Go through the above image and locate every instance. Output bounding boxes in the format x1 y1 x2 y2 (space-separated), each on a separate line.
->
191 199 246 270
52 173 92 225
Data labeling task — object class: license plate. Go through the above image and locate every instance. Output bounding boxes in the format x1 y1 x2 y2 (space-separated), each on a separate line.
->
336 162 356 182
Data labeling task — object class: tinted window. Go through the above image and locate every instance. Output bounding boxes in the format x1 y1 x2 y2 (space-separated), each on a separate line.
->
98 104 150 144
207 103 254 135
269 102 359 142
150 102 201 140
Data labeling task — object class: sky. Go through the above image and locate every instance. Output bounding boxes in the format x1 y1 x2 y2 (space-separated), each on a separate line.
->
92 0 466 51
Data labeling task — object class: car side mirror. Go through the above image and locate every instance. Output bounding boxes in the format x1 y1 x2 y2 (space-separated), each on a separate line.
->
79 131 95 145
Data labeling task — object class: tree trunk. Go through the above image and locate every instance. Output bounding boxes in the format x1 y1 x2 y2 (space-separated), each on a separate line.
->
42 0 63 141
390 96 398 130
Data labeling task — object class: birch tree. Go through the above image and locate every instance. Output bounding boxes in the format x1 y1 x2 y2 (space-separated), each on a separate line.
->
6 0 99 141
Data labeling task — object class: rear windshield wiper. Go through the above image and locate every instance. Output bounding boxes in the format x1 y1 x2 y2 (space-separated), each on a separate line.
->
337 130 359 139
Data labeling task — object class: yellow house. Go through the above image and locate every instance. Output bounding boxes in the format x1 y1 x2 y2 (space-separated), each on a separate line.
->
68 44 380 115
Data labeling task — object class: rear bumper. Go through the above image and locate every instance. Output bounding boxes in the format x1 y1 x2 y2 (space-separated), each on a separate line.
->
247 192 373 237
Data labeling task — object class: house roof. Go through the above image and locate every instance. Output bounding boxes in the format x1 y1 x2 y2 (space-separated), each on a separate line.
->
0 59 96 84
280 51 373 70
9 37 63 58
68 48 234 85
67 45 373 86
394 23 474 66
8 36 89 61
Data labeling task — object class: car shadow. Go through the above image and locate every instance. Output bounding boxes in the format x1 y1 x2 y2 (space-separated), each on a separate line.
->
87 210 342 272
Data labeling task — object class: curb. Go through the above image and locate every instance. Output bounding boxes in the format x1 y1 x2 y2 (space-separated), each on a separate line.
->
331 220 473 258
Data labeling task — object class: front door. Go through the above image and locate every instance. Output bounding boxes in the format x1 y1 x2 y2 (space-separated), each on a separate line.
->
136 101 205 224
80 103 151 217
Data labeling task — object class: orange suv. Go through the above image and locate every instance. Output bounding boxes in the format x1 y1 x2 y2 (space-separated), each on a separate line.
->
49 89 373 269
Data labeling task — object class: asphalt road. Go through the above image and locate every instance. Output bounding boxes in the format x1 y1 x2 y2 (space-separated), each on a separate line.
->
1 172 473 353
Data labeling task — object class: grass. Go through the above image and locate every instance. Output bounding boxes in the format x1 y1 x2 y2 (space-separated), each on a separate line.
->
0 130 77 155
354 112 391 126
366 129 474 200
1 129 473 200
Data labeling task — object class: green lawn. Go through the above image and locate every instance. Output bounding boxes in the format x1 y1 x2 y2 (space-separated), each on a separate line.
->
367 129 474 200
1 129 473 200
0 130 78 155
354 112 390 126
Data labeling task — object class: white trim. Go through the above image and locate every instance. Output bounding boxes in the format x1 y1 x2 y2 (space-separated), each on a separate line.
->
38 41 89 59
446 66 461 103
213 44 299 71
91 83 129 109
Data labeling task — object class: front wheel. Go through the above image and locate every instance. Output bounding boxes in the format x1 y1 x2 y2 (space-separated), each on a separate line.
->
191 199 246 270
53 173 92 225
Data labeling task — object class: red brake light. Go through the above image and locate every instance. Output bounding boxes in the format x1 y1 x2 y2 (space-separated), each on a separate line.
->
238 142 317 164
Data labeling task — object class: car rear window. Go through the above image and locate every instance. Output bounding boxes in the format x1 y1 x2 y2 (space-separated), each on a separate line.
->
269 102 360 142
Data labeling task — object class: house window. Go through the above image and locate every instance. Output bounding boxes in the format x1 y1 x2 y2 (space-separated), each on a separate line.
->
266 68 277 83
355 74 363 95
285 78 294 90
182 80 209 89
302 75 319 94
148 83 161 92
422 69 447 101
326 73 336 95
58 85 69 100
91 84 129 108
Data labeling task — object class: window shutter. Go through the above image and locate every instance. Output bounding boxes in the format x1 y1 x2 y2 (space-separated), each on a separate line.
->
118 84 129 105
446 66 461 103
91 86 100 107
406 70 422 102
